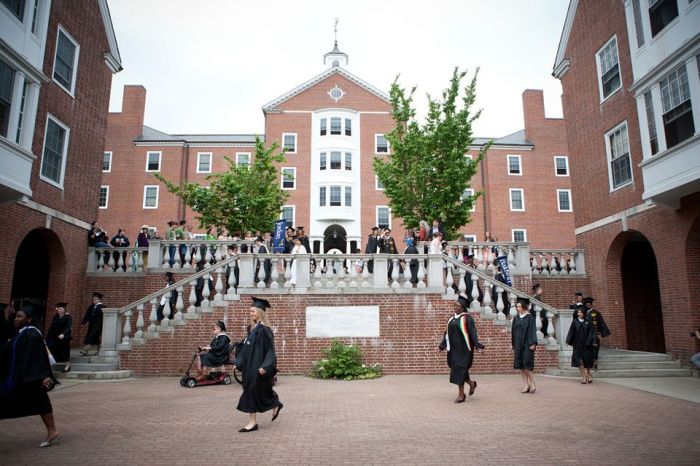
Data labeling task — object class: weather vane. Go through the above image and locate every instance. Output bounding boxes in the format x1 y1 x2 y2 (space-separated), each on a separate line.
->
334 17 339 44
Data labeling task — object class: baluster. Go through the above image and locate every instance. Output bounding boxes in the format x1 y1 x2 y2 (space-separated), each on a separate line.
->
469 274 481 310
121 309 132 346
507 246 515 268
486 248 495 275
161 291 172 327
313 258 323 288
350 259 359 288
495 285 506 320
361 257 370 288
107 252 116 272
162 244 170 268
508 292 517 318
549 253 558 275
147 299 158 334
457 266 467 294
540 253 549 275
228 260 238 295
137 249 145 272
391 259 400 289
134 304 144 342
204 247 213 267
417 255 426 288
402 258 412 289
569 252 578 274
457 246 464 263
187 280 198 317
214 244 223 263
183 244 192 269
213 268 224 301
283 258 292 288
534 302 543 340
201 273 212 311
116 251 125 273
97 251 105 272
174 285 185 322
194 244 202 265
336 259 347 289
547 311 556 346
444 263 454 294
172 244 182 269
272 258 281 289
482 282 493 316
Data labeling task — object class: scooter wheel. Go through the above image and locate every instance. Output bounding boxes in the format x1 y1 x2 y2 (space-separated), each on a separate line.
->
186 378 197 388
222 375 232 385
179 377 187 387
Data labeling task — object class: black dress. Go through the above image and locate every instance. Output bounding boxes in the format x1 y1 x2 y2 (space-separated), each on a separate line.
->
0 326 56 419
512 313 537 370
200 333 231 367
439 313 484 384
234 323 280 414
82 303 103 345
586 308 610 361
46 314 73 363
566 319 596 368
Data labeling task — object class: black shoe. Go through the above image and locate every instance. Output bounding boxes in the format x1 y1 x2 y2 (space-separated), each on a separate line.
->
61 366 71 373
238 424 258 433
468 380 477 396
272 403 283 421
454 396 466 403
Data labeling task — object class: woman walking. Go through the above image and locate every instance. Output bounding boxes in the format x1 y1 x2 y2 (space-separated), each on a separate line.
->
512 298 537 393
566 305 596 384
439 295 485 402
46 303 72 373
234 297 283 432
289 237 307 286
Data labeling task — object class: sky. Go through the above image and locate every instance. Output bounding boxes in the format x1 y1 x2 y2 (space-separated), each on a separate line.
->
107 0 570 138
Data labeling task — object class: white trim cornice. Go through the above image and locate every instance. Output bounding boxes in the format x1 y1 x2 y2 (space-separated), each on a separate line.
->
97 0 123 73
0 39 50 84
552 0 578 78
574 201 657 235
18 197 92 230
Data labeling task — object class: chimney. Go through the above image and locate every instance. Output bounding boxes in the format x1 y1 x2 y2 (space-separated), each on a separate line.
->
121 85 147 132
522 89 545 131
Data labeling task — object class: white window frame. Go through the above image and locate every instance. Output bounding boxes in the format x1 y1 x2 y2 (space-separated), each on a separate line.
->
51 25 80 96
596 35 622 103
554 156 569 177
604 121 634 192
511 229 527 243
39 114 70 189
375 175 384 191
280 205 295 226
102 151 112 172
463 234 477 242
509 188 525 212
143 185 159 209
196 152 212 173
507 154 522 175
236 152 251 167
99 185 109 209
557 189 573 212
465 153 473 160
462 188 476 212
145 151 161 172
376 206 392 230
375 134 389 154
281 167 296 190
282 133 297 154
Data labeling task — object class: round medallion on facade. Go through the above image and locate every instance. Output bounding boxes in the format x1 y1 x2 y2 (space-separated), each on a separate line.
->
328 85 345 102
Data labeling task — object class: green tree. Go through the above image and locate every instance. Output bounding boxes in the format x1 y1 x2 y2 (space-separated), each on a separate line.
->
373 67 490 239
155 137 288 234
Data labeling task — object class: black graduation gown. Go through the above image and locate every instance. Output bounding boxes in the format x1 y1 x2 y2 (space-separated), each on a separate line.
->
439 313 484 385
512 313 537 370
0 326 55 419
586 309 611 337
200 333 232 367
365 236 378 273
404 244 419 283
234 323 280 413
82 303 104 345
299 236 311 255
46 314 73 363
566 319 596 368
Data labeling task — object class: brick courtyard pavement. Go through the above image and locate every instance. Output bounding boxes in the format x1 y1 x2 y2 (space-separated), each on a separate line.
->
1 375 698 465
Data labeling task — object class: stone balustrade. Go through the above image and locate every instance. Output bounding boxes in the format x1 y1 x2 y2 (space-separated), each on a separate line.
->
88 247 149 273
529 249 586 276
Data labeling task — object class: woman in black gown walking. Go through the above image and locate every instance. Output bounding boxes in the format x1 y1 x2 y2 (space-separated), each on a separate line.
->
46 303 72 373
511 298 538 393
566 305 596 384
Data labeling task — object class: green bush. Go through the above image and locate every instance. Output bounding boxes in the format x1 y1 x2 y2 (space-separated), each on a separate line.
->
311 340 383 381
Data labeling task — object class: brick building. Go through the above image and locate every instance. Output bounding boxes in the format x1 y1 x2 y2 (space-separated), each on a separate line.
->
553 0 700 361
101 43 575 251
0 0 121 327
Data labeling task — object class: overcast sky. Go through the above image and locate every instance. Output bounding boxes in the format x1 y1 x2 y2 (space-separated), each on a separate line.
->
107 0 569 138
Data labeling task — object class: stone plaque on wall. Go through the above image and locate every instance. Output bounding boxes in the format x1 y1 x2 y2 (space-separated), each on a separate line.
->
306 306 380 338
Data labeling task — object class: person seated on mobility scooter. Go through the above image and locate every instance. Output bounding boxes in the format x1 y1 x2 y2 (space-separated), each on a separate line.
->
195 320 231 382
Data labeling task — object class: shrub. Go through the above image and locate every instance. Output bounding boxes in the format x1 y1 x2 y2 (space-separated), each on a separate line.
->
311 340 383 381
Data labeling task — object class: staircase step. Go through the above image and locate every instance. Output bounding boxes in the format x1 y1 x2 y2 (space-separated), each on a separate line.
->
66 355 113 364
65 363 119 372
597 352 669 362
545 368 691 378
56 370 133 380
596 361 681 370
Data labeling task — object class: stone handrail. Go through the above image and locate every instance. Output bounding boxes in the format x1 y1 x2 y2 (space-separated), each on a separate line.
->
88 247 149 273
417 240 531 275
529 248 586 275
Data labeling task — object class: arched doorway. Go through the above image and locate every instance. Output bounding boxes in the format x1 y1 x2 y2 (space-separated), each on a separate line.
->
621 232 665 353
323 224 347 253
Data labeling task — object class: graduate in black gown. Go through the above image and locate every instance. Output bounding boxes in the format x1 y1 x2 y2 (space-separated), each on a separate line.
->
195 320 231 380
80 292 104 355
234 297 283 432
512 298 538 393
46 303 73 373
439 295 485 402
566 305 596 384
583 297 611 369
0 306 61 447
403 238 419 285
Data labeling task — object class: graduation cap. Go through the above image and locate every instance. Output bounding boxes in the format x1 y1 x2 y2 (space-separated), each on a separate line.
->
285 226 295 232
574 304 587 311
55 302 69 308
93 292 104 299
215 320 227 332
583 297 595 304
456 294 470 311
371 226 379 231
531 283 541 293
575 291 583 296
296 226 305 230
251 297 271 311
516 297 530 308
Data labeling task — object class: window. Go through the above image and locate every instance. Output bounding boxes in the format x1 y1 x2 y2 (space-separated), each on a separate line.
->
377 206 391 229
557 189 572 212
345 118 352 136
375 134 389 154
52 27 80 95
143 185 159 209
554 156 569 176
509 188 525 211
507 155 521 175
463 235 477 242
597 36 621 101
320 119 327 136
461 189 476 212
320 152 327 170
0 59 15 138
659 64 694 149
39 115 69 188
319 186 326 206
197 152 212 173
330 151 341 169
146 151 161 172
30 0 38 33
330 117 341 135
345 152 352 171
14 81 27 144
102 151 112 172
649 0 678 38
283 133 296 153
631 0 645 48
512 229 527 243
344 186 352 207
1 0 25 21
281 167 295 189
376 175 384 190
330 186 341 206
606 122 633 190
236 152 250 167
280 206 294 226
644 91 658 156
99 186 109 209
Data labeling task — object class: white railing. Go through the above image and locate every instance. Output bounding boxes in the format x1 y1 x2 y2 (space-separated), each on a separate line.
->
529 249 586 276
88 247 148 273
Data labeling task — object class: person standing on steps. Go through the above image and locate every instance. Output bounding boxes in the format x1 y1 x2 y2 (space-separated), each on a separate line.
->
566 305 596 384
80 293 103 356
45 303 72 373
584 297 611 370
512 298 537 394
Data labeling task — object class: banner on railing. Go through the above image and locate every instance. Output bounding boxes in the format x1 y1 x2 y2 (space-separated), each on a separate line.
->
272 219 286 253
496 255 512 286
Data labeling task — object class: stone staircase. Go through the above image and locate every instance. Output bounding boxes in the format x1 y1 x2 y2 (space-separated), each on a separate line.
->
53 349 133 380
546 348 691 378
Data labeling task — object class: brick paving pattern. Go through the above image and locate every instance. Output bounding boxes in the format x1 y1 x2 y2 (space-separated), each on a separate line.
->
1 375 698 465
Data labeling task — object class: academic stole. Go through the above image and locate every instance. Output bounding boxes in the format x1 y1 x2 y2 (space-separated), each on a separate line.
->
445 313 472 352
